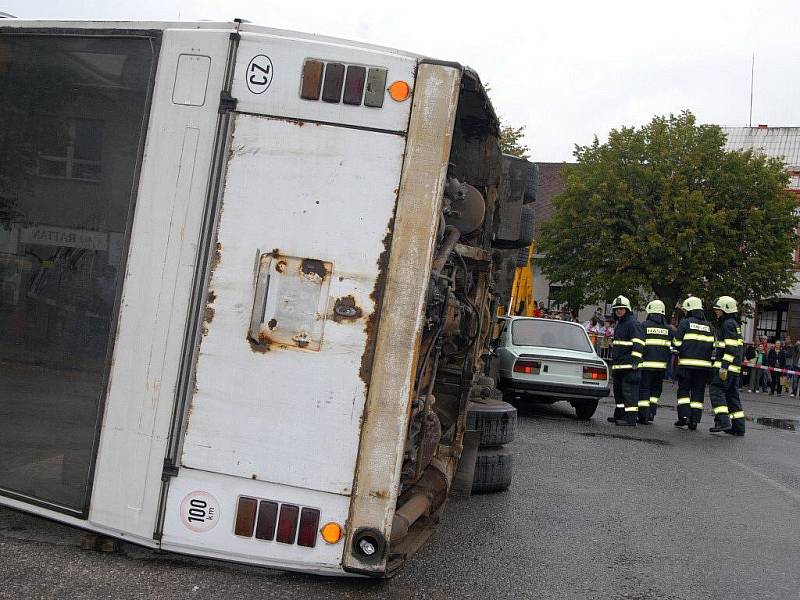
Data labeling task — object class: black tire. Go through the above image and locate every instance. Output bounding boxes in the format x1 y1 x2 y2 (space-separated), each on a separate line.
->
517 205 534 246
523 162 538 201
466 399 517 447
472 447 514 493
573 399 599 420
515 245 530 268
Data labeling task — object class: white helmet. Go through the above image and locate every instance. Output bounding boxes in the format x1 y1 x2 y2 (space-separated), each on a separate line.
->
682 296 703 312
645 299 666 315
611 295 632 311
713 295 738 314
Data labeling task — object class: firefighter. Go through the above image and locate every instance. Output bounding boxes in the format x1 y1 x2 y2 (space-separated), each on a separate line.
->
709 296 746 436
673 296 714 430
638 299 674 423
606 295 645 426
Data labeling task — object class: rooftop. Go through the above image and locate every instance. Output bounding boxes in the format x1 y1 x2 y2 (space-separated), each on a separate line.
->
722 126 800 189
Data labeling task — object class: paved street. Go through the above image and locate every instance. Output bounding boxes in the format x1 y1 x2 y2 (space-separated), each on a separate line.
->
3 384 800 599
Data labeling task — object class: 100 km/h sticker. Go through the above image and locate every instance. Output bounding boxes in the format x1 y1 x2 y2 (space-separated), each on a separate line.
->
179 491 220 533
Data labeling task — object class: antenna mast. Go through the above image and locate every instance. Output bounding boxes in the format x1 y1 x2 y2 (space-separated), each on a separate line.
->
749 53 755 127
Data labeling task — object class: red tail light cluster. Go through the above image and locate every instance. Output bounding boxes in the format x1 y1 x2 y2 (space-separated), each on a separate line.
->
301 59 388 108
235 496 321 548
583 365 607 380
513 360 541 374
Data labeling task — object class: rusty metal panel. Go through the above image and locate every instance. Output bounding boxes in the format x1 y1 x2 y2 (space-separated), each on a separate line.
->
181 114 406 496
342 63 462 574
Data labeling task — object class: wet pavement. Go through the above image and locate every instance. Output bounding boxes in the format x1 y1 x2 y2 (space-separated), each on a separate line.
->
2 383 800 599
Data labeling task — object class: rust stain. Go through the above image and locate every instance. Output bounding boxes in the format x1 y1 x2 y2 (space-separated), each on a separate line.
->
248 329 273 353
358 211 396 386
270 248 280 258
275 260 287 273
267 318 278 330
332 295 363 323
300 258 328 280
368 490 389 500
203 289 216 332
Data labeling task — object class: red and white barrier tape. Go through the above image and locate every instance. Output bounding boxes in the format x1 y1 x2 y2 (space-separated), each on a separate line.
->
741 360 800 376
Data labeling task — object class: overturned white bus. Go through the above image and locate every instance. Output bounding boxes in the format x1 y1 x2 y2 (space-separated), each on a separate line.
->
0 19 534 576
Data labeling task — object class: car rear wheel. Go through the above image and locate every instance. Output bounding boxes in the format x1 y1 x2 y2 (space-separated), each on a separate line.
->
573 399 599 420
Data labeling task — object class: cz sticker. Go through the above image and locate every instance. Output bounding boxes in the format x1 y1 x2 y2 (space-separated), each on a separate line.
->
246 54 274 94
179 491 220 533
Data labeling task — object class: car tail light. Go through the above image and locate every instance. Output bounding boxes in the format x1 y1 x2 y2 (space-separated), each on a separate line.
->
276 504 300 544
583 365 607 380
297 507 321 548
513 360 541 374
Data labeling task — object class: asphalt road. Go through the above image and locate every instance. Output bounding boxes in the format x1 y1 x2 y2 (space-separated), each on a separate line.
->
2 383 800 599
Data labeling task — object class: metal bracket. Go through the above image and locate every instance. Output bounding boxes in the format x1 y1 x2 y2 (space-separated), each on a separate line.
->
161 458 179 481
218 90 238 114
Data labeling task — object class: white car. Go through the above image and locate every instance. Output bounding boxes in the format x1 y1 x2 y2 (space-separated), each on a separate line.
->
494 317 610 419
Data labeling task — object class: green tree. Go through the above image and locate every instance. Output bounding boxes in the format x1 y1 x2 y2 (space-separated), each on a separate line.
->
499 124 530 158
538 111 798 315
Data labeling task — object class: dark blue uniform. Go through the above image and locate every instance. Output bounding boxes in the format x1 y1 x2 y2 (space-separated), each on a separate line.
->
611 312 645 424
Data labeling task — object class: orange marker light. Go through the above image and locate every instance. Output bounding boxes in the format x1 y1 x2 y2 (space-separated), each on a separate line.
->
388 80 411 102
320 522 343 544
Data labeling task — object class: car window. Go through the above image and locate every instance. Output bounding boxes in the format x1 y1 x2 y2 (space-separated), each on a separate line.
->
511 319 593 352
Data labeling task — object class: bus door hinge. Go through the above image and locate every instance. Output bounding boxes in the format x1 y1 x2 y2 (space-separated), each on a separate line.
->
162 458 179 481
219 91 238 114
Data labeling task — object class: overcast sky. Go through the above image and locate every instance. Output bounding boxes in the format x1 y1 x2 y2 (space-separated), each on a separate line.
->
3 0 799 161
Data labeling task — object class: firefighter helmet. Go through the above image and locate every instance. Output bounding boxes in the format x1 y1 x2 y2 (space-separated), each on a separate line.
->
611 295 632 311
682 296 703 312
713 295 738 314
645 299 666 315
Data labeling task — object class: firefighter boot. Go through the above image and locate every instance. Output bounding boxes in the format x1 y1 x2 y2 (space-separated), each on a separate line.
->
709 414 732 433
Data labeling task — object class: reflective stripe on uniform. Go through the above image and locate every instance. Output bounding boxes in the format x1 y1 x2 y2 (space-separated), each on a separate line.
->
713 405 730 414
631 351 643 358
615 403 625 408
612 364 633 370
729 365 741 374
640 360 667 369
673 339 683 347
679 358 713 368
713 341 725 348
690 401 704 409
645 339 671 346
712 361 722 368
724 338 743 346
677 397 691 405
650 397 659 404
731 411 745 419
624 406 639 412
683 333 715 342
722 353 735 362
638 400 650 407
613 340 633 346
631 338 645 345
